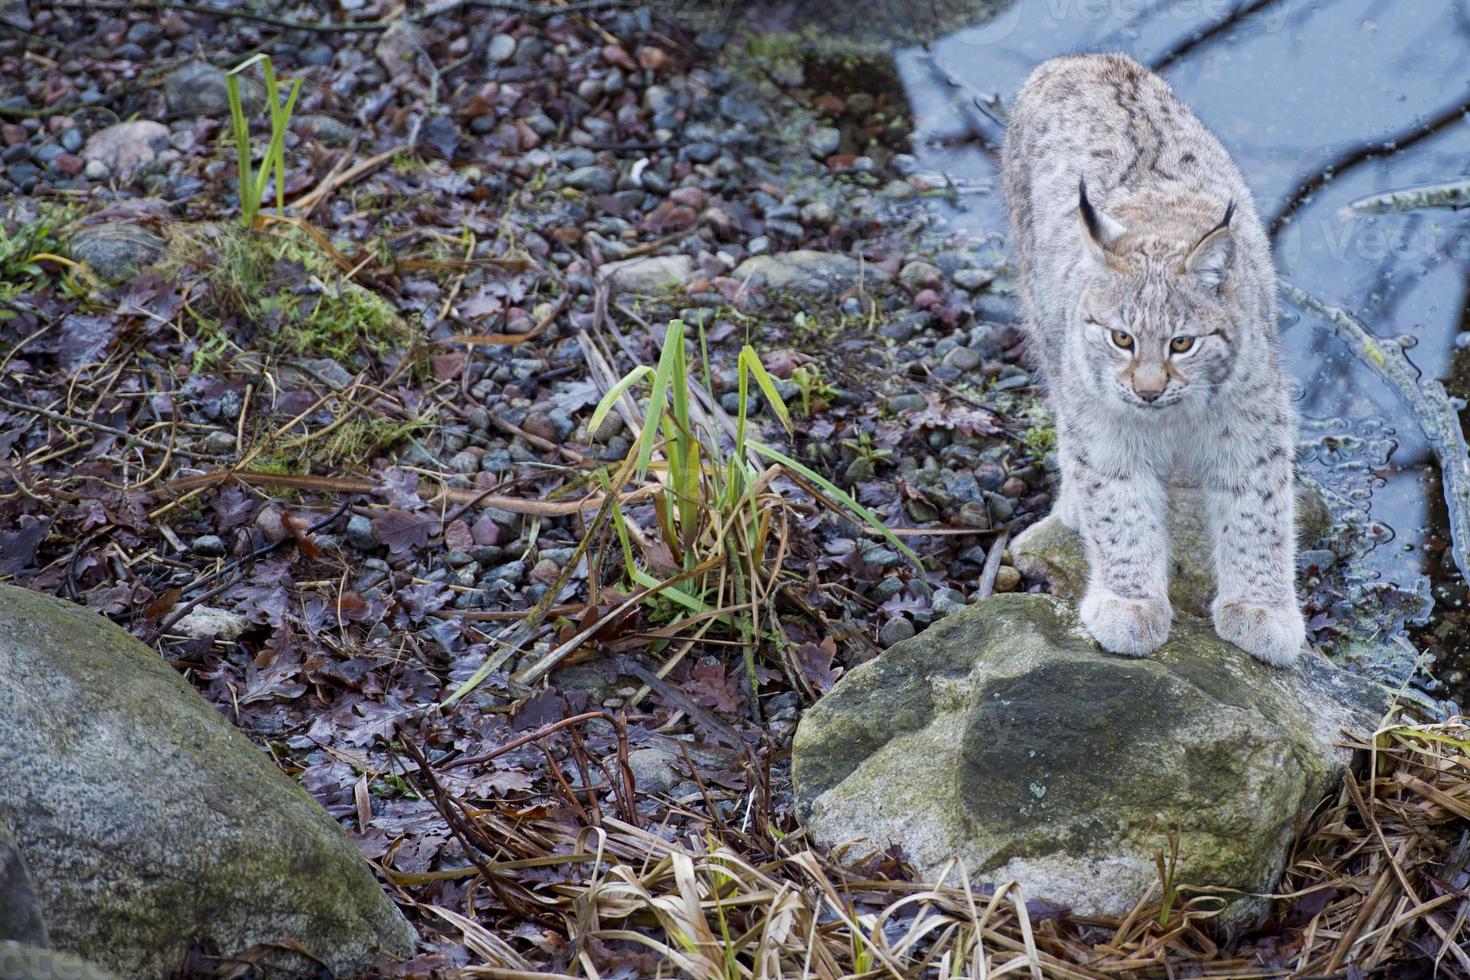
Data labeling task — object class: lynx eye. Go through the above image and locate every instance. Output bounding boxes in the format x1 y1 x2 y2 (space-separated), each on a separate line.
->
1110 329 1134 350
1169 335 1197 354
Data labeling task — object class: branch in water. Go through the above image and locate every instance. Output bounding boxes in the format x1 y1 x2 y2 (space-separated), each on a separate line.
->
1269 95 1470 236
1279 279 1470 595
1349 178 1470 215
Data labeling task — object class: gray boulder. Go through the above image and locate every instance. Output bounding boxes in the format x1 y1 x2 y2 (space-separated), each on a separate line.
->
1012 481 1332 617
0 823 46 946
0 585 414 977
733 250 891 296
793 592 1386 921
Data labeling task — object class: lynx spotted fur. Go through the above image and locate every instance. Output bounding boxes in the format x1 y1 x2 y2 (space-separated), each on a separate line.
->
1001 53 1304 667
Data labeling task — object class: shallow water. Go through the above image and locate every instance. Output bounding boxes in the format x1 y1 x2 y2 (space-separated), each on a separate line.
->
892 0 1470 699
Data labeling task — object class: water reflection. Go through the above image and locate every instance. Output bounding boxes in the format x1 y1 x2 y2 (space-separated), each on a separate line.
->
896 0 1470 638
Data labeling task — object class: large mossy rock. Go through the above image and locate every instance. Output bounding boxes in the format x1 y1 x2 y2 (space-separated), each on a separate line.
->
792 593 1386 920
0 586 415 977
1013 482 1332 617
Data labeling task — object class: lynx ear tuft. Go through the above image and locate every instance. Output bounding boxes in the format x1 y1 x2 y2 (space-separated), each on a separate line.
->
1077 178 1127 260
1185 201 1237 291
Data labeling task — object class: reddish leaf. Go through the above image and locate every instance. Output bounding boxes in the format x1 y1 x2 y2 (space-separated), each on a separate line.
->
372 508 441 555
689 659 743 714
796 635 843 694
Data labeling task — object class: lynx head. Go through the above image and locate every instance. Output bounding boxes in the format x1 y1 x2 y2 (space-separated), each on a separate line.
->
1070 179 1240 411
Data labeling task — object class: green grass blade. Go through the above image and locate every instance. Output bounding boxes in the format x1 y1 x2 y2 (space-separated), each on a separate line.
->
635 320 683 478
740 345 793 434
589 365 652 435
748 439 923 572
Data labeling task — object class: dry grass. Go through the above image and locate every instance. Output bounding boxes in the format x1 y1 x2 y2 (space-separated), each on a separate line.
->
405 716 1469 978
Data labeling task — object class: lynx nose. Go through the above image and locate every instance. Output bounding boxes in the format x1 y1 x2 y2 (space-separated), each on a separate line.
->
1132 365 1167 403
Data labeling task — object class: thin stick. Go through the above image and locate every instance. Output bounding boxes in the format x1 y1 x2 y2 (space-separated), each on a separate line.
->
1280 280 1470 593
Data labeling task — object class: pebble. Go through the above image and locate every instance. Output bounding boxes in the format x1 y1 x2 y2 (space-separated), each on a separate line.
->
807 126 841 158
344 515 379 552
488 33 518 64
682 142 720 164
191 535 226 557
879 617 916 647
899 260 943 289
942 346 982 371
83 120 169 175
70 223 166 281
932 588 967 617
886 393 927 413
993 566 1021 593
565 164 614 194
954 268 994 291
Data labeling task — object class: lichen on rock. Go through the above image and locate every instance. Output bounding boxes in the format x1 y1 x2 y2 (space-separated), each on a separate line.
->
0 585 414 977
792 592 1387 921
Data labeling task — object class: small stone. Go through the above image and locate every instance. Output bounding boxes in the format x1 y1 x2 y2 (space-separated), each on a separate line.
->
70 224 166 282
992 565 1021 593
164 61 259 116
488 32 517 63
900 260 943 289
954 268 994 291
933 588 967 617
82 120 169 175
886 394 927 413
598 254 693 294
174 605 251 640
636 46 669 71
300 44 336 67
191 535 226 557
807 126 841 158
565 165 614 194
732 251 890 296
718 93 768 128
521 412 557 442
880 179 917 200
878 617 915 648
344 515 378 552
942 346 982 371
682 142 719 164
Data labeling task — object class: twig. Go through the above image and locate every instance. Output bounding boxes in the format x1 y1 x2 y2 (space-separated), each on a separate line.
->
0 392 212 458
1280 280 1470 593
975 529 1010 600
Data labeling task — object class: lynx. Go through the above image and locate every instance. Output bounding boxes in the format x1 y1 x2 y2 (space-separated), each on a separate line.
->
1000 53 1304 667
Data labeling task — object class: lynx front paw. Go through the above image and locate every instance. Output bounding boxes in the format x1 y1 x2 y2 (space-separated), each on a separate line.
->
1080 590 1172 656
1212 599 1305 668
